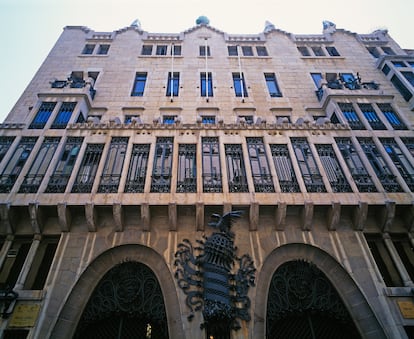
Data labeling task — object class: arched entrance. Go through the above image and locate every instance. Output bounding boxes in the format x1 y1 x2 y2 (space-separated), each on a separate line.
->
266 260 360 339
73 261 168 339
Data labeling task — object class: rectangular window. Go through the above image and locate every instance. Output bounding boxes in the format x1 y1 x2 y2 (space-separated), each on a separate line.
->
291 137 327 193
202 137 222 192
270 144 300 192
51 102 77 129
338 103 365 130
256 46 268 56
18 137 60 193
0 137 37 193
82 44 95 55
401 138 414 158
241 46 253 56
311 73 323 88
225 144 248 193
377 104 407 130
141 45 153 55
238 115 254 124
297 46 310 56
409 62 414 68
227 46 238 56
0 137 15 163
401 71 414 87
391 75 412 101
124 144 150 193
200 72 213 97
98 137 128 193
380 138 414 191
171 45 181 56
201 115 216 124
315 144 352 192
24 236 60 290
166 72 180 96
0 237 32 289
340 73 360 90
156 45 168 55
358 103 385 130
392 234 414 282
311 46 325 56
29 102 56 129
326 46 340 56
264 73 282 97
392 61 406 68
46 137 83 193
246 137 275 192
177 144 197 193
365 234 403 286
358 138 402 192
382 47 395 55
382 64 391 75
131 72 147 96
71 144 104 193
151 137 173 193
97 44 110 55
232 73 248 97
162 115 177 124
335 138 377 192
199 45 211 56
366 46 380 58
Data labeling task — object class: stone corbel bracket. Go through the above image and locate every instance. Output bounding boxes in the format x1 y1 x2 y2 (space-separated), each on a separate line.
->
57 203 72 232
29 202 44 234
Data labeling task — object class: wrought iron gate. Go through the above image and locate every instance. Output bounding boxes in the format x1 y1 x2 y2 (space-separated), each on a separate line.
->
74 261 168 339
266 260 361 339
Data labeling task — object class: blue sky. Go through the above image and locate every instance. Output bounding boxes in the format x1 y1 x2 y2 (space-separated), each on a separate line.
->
0 0 412 122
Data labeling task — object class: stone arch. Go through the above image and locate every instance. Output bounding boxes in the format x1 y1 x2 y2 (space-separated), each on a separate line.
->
51 244 184 338
253 243 387 339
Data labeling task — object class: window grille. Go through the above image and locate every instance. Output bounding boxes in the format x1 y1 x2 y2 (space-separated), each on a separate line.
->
72 144 104 193
270 144 300 192
202 137 222 192
124 144 150 193
177 144 197 193
246 138 275 192
358 103 385 130
51 102 77 129
225 144 248 193
150 137 173 192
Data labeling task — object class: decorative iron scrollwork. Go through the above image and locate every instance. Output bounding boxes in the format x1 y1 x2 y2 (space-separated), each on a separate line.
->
174 211 256 334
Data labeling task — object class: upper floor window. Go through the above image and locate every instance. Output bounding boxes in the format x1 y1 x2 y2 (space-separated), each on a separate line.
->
201 115 216 124
227 46 238 56
98 137 128 193
166 72 180 97
377 103 407 130
0 137 37 193
366 46 380 58
124 144 150 193
0 137 15 163
29 102 56 129
315 144 352 192
401 71 414 87
297 46 311 56
18 137 60 193
162 115 177 124
358 103 385 130
82 44 95 54
380 138 414 191
326 46 340 56
151 137 173 193
156 45 168 55
291 137 327 193
237 115 254 124
270 144 300 192
177 144 197 193
381 47 395 55
51 102 77 129
171 45 181 56
46 137 83 193
401 138 414 158
199 45 211 56
131 72 147 97
141 45 153 55
392 61 406 68
200 72 213 97
232 72 248 97
246 137 275 193
72 144 104 193
225 144 248 193
202 137 222 192
311 46 325 56
391 75 412 101
256 46 268 56
335 138 377 192
124 115 141 124
97 44 110 55
264 73 282 97
338 103 365 130
241 46 253 56
357 138 402 192
311 73 323 88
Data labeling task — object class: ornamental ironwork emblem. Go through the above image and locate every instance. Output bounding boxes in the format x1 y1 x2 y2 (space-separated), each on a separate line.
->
174 211 256 334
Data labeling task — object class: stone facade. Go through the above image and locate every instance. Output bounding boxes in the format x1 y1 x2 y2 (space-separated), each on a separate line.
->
0 19 413 338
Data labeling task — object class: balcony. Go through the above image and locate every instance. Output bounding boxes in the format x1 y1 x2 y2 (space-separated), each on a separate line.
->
49 78 96 101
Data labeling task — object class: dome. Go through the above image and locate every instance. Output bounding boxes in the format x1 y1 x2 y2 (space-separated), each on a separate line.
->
196 16 210 25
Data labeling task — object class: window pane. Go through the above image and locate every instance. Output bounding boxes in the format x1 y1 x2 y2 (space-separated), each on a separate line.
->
227 46 238 56
166 72 179 96
132 72 147 96
82 44 95 54
124 144 150 193
326 46 340 56
202 137 222 192
200 72 213 97
51 102 77 129
177 144 197 193
377 103 407 130
0 137 15 163
338 103 365 130
297 46 310 56
256 46 268 56
232 73 248 97
391 75 413 101
156 45 167 55
141 45 152 55
358 103 385 130
265 73 282 97
151 137 173 192
72 144 104 193
29 102 56 129
242 46 253 56
97 44 110 55
225 144 248 192
270 144 300 192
